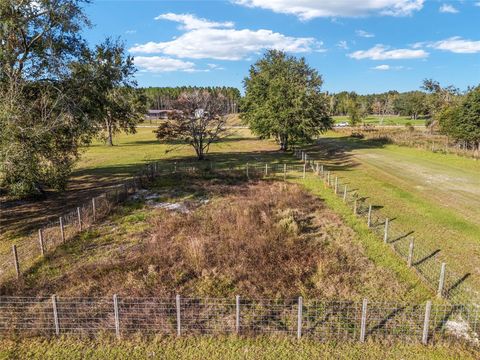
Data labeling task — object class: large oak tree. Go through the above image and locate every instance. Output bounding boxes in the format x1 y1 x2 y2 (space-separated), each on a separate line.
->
241 50 332 151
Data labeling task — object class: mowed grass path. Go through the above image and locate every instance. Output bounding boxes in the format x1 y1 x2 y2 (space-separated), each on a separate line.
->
306 133 480 289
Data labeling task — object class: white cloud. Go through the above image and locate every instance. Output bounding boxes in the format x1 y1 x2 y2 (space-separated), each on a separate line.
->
439 4 459 13
234 0 424 20
130 13 321 60
475 2 480 7
429 37 480 53
356 30 375 38
349 44 428 60
133 56 198 72
155 13 234 30
371 64 406 70
337 40 349 50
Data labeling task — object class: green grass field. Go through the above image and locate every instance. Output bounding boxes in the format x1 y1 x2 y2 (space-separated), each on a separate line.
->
333 115 426 127
1 337 478 360
305 132 480 291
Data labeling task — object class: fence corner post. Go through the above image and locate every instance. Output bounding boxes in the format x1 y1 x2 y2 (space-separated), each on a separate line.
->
59 216 65 243
384 218 389 243
235 295 240 334
297 296 303 340
12 244 20 279
176 294 181 336
437 263 446 298
38 229 45 256
407 238 415 267
113 294 120 339
422 301 432 345
360 298 368 342
52 294 60 336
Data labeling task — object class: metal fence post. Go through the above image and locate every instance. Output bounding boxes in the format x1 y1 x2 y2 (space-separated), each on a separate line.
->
12 245 20 279
113 294 120 339
176 294 181 336
59 217 65 243
367 205 372 228
437 263 446 298
38 229 45 256
384 218 389 243
235 295 240 334
92 197 96 222
343 185 347 202
52 295 60 336
297 296 303 339
407 239 415 267
303 164 306 179
360 298 368 342
422 301 432 345
77 207 82 231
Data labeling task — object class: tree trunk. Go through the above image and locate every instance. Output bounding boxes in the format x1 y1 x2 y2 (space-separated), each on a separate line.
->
279 134 288 151
106 118 113 146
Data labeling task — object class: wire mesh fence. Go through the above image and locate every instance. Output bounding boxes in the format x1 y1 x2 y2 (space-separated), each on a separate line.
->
0 295 478 344
293 148 480 336
0 160 309 285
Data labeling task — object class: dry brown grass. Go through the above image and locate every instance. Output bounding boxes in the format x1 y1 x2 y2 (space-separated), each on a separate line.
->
4 178 410 300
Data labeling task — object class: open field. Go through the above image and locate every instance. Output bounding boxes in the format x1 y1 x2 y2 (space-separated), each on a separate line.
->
1 337 479 360
333 115 426 127
304 132 480 291
0 126 285 237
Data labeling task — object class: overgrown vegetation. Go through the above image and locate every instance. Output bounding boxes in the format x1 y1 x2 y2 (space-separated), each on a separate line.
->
1 175 422 301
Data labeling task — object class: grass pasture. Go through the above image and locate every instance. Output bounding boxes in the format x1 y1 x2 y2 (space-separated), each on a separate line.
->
304 132 480 292
333 115 426 127
1 337 479 360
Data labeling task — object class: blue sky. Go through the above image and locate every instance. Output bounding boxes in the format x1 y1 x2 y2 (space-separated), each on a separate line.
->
84 0 480 94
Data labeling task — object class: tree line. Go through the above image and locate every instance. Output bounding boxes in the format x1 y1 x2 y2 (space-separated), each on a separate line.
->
144 86 241 114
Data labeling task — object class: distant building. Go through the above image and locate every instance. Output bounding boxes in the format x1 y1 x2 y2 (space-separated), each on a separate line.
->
145 109 175 120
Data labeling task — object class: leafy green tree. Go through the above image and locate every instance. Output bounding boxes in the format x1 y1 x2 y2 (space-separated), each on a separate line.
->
75 38 147 146
0 0 97 197
439 86 480 146
347 98 366 126
241 50 332 151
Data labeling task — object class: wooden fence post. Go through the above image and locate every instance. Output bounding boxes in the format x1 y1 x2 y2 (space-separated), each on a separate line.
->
12 245 20 279
407 239 415 267
384 218 389 243
52 295 60 336
176 294 181 336
316 163 319 175
353 198 358 215
113 294 120 339
297 296 303 339
235 295 240 334
59 217 65 243
265 163 268 177
246 163 249 179
334 177 338 194
38 229 45 256
320 165 324 176
437 263 446 298
360 298 368 342
343 185 347 202
77 207 82 231
422 301 432 345
303 164 306 179
327 172 330 186
92 197 96 222
367 205 372 228
284 163 287 181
